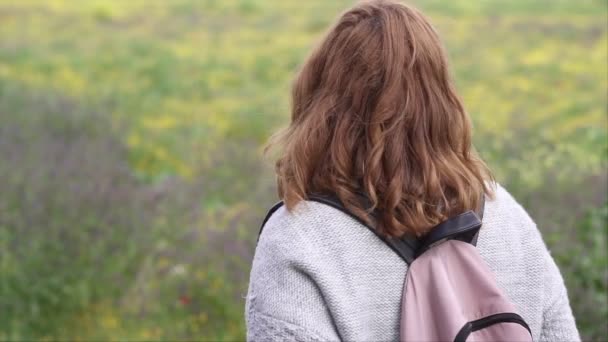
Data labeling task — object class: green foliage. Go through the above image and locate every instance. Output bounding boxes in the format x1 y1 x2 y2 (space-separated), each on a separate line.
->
0 0 606 340
552 203 608 339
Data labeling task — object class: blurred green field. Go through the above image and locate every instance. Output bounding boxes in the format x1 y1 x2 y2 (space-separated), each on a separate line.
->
0 0 606 340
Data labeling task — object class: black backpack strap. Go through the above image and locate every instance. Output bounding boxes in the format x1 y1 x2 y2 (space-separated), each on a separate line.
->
307 194 419 265
257 195 419 265
258 193 486 264
257 201 285 243
477 193 486 220
470 193 485 246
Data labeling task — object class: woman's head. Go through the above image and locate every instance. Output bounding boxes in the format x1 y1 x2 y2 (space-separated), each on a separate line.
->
268 0 494 237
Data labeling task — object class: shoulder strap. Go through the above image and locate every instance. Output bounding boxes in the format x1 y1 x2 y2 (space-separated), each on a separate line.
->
257 194 419 265
477 193 486 220
257 201 285 243
307 194 420 265
257 193 486 265
470 193 485 246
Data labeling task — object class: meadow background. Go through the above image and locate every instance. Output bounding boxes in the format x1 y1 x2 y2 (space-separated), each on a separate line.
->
0 0 606 340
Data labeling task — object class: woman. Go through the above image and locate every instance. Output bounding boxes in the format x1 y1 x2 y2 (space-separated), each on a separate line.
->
246 1 579 341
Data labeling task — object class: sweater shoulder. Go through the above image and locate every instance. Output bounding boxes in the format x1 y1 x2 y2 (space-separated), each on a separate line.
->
247 201 345 340
259 200 356 248
484 182 538 231
478 182 547 275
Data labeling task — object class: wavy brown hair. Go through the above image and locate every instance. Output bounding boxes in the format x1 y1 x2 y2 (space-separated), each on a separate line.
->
266 0 494 238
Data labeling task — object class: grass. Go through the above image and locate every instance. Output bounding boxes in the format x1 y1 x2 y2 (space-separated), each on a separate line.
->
0 0 606 340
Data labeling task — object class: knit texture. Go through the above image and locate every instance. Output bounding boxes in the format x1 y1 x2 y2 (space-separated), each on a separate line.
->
245 184 580 341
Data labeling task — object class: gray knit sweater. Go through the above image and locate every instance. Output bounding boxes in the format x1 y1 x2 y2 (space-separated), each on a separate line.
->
245 184 580 341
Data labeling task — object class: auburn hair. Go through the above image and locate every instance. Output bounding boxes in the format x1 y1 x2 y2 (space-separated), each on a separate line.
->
266 0 494 238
